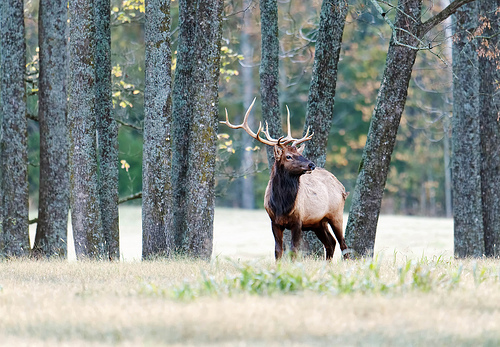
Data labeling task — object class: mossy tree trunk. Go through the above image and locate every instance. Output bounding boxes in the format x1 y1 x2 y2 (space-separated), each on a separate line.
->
171 0 223 260
300 0 348 257
68 0 105 259
345 0 475 257
259 0 281 168
33 0 69 258
478 0 500 257
95 0 119 260
451 2 484 257
345 0 421 257
0 0 30 257
142 0 172 259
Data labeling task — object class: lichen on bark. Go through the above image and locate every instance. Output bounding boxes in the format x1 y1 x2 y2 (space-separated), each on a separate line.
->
142 0 173 259
68 0 105 259
170 0 223 260
0 0 30 257
34 0 69 258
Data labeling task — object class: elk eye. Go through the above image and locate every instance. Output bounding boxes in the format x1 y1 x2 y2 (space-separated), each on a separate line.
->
286 155 292 160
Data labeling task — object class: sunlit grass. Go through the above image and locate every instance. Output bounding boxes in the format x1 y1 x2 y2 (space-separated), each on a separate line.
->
2 256 499 346
9 208 499 345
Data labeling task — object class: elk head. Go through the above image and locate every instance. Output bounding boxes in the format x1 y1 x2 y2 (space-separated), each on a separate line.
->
220 97 315 168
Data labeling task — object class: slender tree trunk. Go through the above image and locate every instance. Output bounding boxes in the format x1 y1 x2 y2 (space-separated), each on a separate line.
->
171 0 223 259
451 2 484 258
344 0 475 257
304 0 348 168
0 0 30 257
33 0 69 258
478 0 500 257
68 0 105 259
259 0 281 168
301 0 348 257
345 0 422 257
142 0 172 259
240 1 256 210
95 0 119 260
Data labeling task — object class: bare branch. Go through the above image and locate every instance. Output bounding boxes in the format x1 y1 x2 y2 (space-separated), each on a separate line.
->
27 113 39 121
420 0 477 36
118 192 142 204
115 118 142 131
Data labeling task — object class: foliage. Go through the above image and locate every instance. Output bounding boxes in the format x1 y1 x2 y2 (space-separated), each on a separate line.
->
21 0 468 216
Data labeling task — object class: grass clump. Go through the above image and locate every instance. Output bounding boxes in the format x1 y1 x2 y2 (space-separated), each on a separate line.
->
152 256 500 300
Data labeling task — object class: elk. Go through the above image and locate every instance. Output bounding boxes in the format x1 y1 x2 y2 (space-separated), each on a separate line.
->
221 98 349 260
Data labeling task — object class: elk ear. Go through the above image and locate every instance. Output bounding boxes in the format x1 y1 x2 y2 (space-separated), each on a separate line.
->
274 145 283 159
297 145 305 155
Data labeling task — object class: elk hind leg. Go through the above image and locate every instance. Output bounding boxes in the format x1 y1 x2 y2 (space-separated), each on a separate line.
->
328 217 348 258
312 222 335 260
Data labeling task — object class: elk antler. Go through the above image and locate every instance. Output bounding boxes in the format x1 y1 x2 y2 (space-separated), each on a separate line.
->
220 98 314 147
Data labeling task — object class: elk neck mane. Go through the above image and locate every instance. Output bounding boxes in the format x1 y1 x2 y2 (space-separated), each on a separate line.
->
269 162 300 218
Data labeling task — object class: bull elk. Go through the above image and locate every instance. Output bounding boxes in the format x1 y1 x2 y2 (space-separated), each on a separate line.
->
221 98 349 260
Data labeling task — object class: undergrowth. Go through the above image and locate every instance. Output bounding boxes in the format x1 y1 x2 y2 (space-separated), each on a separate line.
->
138 255 500 301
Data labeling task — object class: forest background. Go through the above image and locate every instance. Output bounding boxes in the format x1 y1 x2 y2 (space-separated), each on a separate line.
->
22 0 455 218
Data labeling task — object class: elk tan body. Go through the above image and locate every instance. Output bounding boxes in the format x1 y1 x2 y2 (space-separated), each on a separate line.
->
221 98 349 260
265 168 347 230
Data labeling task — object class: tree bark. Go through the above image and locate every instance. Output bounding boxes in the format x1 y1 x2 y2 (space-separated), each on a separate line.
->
171 0 223 260
345 0 423 257
0 0 30 257
478 0 500 257
344 0 476 258
33 0 69 258
259 0 281 168
142 0 172 259
301 0 349 257
451 2 484 258
95 0 119 260
68 0 105 259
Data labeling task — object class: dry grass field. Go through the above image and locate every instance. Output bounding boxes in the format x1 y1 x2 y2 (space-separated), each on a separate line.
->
1 207 499 346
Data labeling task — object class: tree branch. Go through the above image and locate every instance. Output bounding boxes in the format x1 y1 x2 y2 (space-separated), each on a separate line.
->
420 0 477 36
27 113 39 121
115 118 142 131
118 191 142 204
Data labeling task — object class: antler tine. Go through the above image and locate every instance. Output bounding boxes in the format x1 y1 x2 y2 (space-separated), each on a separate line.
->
220 97 278 146
286 105 292 139
291 126 314 147
262 121 278 142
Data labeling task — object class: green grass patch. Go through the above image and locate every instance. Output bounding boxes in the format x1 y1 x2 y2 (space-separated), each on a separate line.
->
136 256 500 300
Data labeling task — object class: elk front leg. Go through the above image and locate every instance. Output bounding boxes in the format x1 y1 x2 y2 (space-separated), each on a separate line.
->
290 224 303 259
271 222 285 260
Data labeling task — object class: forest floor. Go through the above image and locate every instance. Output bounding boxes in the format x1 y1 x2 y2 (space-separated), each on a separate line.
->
1 207 498 346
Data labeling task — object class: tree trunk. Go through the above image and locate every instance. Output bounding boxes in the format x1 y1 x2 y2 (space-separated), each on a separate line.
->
259 0 281 168
171 0 223 260
142 0 172 259
344 0 475 258
33 0 69 258
478 0 500 257
451 2 484 258
301 0 348 257
68 0 105 259
345 0 422 257
95 0 119 260
239 0 256 210
0 0 30 257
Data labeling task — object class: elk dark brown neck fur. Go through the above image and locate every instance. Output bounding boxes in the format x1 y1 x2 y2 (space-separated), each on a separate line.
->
268 162 300 217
